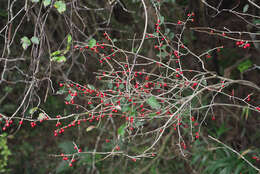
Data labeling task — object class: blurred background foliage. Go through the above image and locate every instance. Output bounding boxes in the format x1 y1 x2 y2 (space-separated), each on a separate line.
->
0 0 260 173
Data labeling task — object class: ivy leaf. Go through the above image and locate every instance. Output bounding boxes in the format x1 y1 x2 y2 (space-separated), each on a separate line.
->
67 34 72 44
51 56 66 62
165 28 170 35
159 16 164 24
54 1 66 14
253 19 260 25
51 50 61 57
117 123 126 137
66 34 72 51
119 84 124 89
242 106 250 120
237 59 252 73
31 36 39 45
3 87 12 92
56 86 66 94
38 113 47 120
65 94 73 101
29 107 38 114
88 39 96 48
122 105 130 113
86 126 96 132
21 36 31 50
243 4 249 13
146 96 161 110
87 84 95 90
149 113 157 117
201 75 207 86
107 82 113 89
168 32 175 39
43 0 51 7
153 32 159 37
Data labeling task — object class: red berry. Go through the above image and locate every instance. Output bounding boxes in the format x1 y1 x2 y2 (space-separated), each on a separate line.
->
115 146 120 151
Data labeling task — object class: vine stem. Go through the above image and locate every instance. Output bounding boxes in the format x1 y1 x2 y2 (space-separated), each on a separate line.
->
208 135 260 173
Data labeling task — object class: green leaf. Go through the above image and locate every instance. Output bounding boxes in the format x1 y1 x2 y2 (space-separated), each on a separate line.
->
86 126 96 132
202 79 207 86
56 86 66 94
112 38 118 43
122 105 130 113
107 82 113 89
65 94 73 102
242 106 250 120
119 84 124 89
21 36 31 50
150 165 157 174
54 1 66 14
3 87 12 93
234 163 244 174
31 0 39 3
66 34 72 51
51 56 66 62
153 32 159 37
29 107 38 114
51 50 61 57
31 36 39 45
149 113 157 117
43 0 51 7
88 39 96 48
38 113 47 120
67 34 72 44
237 59 252 73
243 4 249 13
168 32 175 39
160 45 167 50
87 84 95 90
134 120 144 127
165 28 170 35
159 16 164 24
253 19 260 25
146 96 161 110
117 123 127 137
